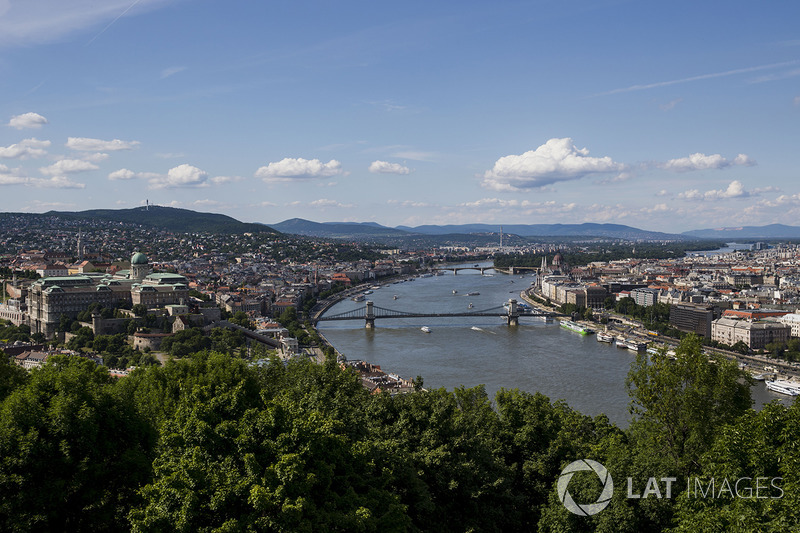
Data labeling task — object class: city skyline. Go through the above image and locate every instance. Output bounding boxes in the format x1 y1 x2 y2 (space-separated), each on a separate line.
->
1 0 799 232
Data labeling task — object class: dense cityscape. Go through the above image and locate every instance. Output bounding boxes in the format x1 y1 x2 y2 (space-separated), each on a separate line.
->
3 211 800 530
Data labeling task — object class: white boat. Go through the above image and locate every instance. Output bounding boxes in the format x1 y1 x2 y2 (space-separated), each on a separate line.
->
468 303 474 309
559 320 594 335
420 326 431 333
471 326 482 331
393 295 398 300
596 331 614 343
351 294 365 302
766 380 800 396
453 289 458 294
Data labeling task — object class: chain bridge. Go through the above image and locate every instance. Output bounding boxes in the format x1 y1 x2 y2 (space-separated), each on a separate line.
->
315 299 559 328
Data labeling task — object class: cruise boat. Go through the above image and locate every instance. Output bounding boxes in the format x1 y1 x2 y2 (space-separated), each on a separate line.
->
351 294 365 302
559 320 594 335
618 338 647 352
420 326 432 333
596 331 614 343
765 380 800 396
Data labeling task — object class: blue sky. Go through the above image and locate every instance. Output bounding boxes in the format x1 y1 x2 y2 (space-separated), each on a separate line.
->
1 0 799 232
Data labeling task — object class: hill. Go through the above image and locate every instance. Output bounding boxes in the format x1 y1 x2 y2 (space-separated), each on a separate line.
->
272 219 687 241
268 218 412 239
41 206 277 234
682 224 800 239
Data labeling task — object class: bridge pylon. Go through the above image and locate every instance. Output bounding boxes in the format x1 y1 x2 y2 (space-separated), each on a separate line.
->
507 298 519 326
365 300 375 328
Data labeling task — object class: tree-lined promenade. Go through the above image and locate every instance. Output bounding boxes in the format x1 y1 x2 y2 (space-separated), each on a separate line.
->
1 335 798 531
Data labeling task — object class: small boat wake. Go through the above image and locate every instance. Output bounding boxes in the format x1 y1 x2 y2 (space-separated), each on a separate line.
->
470 326 496 334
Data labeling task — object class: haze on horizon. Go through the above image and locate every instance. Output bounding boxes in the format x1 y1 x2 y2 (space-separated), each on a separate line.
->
1 0 798 233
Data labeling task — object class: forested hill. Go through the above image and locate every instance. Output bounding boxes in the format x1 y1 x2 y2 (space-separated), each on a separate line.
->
38 206 278 234
0 336 797 531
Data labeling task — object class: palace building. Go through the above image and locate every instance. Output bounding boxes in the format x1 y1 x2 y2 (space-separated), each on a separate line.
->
27 252 189 338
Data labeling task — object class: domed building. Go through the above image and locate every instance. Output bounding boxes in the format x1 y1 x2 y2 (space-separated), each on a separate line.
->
130 252 150 281
27 251 189 338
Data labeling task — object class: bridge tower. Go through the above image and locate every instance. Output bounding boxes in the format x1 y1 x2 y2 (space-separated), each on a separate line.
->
506 298 519 326
365 300 375 329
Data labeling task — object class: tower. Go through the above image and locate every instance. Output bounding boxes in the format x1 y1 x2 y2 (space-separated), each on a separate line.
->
500 226 503 248
77 229 84 261
130 252 150 281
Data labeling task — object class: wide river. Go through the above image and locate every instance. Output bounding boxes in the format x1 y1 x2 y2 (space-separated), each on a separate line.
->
318 263 789 427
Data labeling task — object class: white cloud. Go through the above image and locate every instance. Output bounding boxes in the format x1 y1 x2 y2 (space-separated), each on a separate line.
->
0 0 175 47
368 160 412 175
598 60 799 96
662 152 755 172
481 138 625 191
309 198 355 208
30 176 86 189
66 136 140 151
678 180 752 201
659 98 682 111
0 175 28 186
40 159 98 175
256 158 345 182
148 164 209 189
0 173 85 188
387 200 432 208
210 175 245 184
80 152 110 162
108 168 137 180
160 66 187 79
8 112 48 129
0 138 50 159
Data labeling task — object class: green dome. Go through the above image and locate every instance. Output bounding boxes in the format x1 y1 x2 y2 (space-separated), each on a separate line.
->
131 252 148 265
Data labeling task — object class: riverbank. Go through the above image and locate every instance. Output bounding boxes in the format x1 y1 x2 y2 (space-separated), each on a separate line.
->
519 287 800 381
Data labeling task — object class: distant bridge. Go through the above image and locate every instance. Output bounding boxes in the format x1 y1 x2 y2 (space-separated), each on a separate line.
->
315 299 560 328
432 265 541 275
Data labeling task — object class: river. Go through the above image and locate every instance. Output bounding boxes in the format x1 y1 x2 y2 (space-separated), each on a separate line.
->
318 263 790 427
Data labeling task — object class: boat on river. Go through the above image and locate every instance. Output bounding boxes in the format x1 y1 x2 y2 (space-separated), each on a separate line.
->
596 331 614 343
765 379 800 396
559 320 594 335
420 326 431 333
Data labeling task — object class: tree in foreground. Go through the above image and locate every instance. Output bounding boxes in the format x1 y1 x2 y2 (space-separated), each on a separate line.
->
626 334 751 478
0 356 156 532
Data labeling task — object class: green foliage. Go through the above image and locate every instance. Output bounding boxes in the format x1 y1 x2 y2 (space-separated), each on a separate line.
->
66 326 95 350
0 356 156 531
626 334 751 477
0 320 31 343
0 331 792 530
160 328 212 358
229 310 253 329
0 352 28 402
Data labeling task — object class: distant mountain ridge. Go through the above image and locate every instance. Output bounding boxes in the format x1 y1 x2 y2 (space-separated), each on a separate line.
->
681 224 800 239
38 206 277 234
270 218 686 240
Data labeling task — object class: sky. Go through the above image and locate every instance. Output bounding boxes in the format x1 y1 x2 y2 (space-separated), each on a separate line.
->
1 0 799 233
